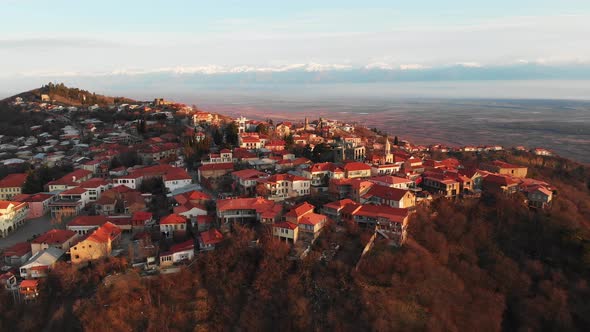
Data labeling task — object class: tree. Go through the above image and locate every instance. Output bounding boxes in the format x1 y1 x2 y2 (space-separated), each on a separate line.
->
225 122 239 146
284 133 295 150
22 171 42 194
256 123 269 135
394 136 399 146
212 128 223 146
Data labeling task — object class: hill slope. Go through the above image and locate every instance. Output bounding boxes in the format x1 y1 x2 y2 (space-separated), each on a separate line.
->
3 82 135 106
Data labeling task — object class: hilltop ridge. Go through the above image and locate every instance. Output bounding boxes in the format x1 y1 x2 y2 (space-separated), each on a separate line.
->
2 82 135 106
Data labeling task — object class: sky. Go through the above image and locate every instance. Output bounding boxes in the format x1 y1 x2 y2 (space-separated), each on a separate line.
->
1 0 590 94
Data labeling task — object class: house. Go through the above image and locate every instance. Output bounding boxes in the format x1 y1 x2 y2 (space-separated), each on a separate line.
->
322 198 356 222
483 160 528 178
47 169 93 191
197 163 234 183
344 204 410 246
256 174 311 201
0 272 18 291
298 212 328 240
137 143 181 164
67 215 108 235
239 136 263 150
274 122 291 137
216 197 281 224
14 193 54 219
174 201 208 219
80 160 104 174
302 162 345 187
95 186 147 216
31 229 78 255
3 242 32 266
284 202 315 223
203 149 233 164
159 214 187 238
369 175 414 189
533 148 553 156
49 187 91 217
458 168 485 191
265 140 286 151
19 247 64 279
70 222 122 264
79 178 110 201
361 185 416 208
0 200 29 238
19 279 40 300
199 228 224 250
173 190 211 205
160 239 195 266
524 185 553 209
370 164 401 177
0 173 27 200
273 222 299 243
231 169 268 195
163 168 193 193
131 211 154 230
113 164 191 193
193 111 213 124
343 162 372 179
482 174 520 194
421 173 460 198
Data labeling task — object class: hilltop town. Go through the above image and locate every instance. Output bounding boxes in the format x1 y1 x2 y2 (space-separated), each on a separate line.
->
0 86 588 331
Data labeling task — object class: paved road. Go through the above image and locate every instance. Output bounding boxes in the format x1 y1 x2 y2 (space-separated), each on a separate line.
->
0 215 56 250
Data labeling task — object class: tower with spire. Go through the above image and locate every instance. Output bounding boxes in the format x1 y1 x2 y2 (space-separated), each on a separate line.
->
384 135 393 164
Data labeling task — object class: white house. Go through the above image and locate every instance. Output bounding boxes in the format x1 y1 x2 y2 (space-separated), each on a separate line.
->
159 240 194 266
19 247 64 279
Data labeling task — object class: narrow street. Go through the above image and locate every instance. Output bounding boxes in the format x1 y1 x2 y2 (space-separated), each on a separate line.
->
0 215 55 249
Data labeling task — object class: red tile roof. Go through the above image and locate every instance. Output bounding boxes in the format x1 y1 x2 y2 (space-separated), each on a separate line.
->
14 193 54 203
323 198 356 211
370 176 412 185
363 185 410 201
166 239 194 254
0 173 27 188
160 214 186 225
483 174 519 186
217 197 276 213
344 162 371 172
285 202 314 218
232 169 266 180
69 215 108 227
32 229 76 245
132 211 153 222
299 213 326 226
60 187 88 195
79 178 110 188
199 163 234 171
200 229 223 245
86 222 121 243
0 200 27 211
352 204 409 223
3 242 31 257
273 221 298 230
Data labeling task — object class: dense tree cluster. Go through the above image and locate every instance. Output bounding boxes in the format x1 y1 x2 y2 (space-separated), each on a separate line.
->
42 83 126 106
1 118 590 331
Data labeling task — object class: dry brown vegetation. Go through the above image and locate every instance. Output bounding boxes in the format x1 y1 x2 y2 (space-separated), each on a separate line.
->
1 157 589 331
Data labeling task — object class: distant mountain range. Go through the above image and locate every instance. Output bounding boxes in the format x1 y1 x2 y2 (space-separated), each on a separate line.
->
3 63 590 101
38 63 590 83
